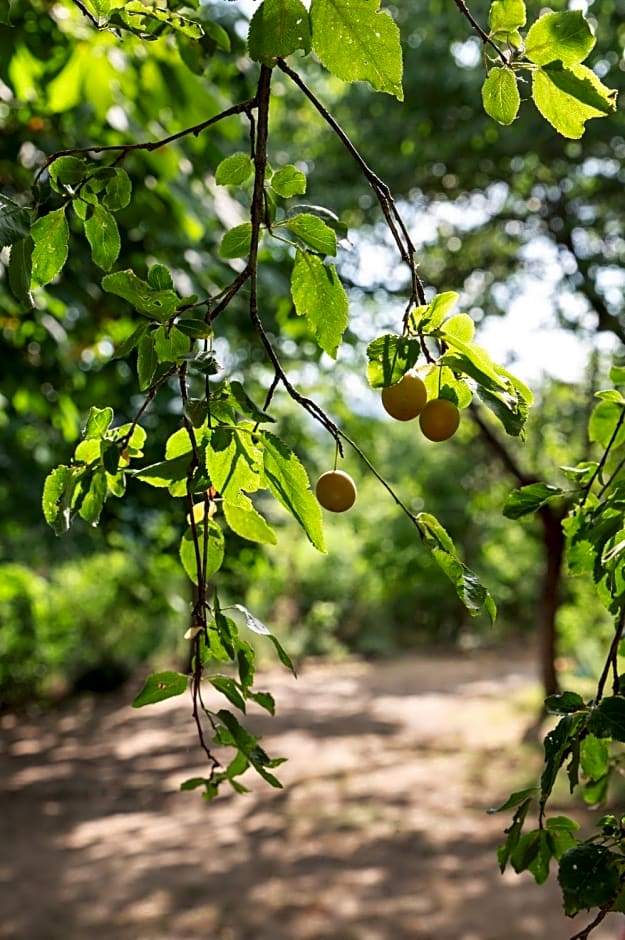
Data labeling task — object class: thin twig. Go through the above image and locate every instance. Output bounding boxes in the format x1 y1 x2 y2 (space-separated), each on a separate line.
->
36 98 257 182
277 59 427 310
71 0 100 28
595 607 625 704
451 0 510 66
582 406 625 505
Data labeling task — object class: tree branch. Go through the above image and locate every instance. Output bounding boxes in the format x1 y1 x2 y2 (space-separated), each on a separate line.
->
36 98 257 181
277 58 427 310
451 0 510 65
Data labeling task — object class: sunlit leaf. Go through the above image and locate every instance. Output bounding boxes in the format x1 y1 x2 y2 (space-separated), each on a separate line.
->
84 204 120 271
31 208 69 286
102 269 179 320
271 165 307 198
219 223 253 260
132 670 189 707
262 430 325 552
525 11 595 67
215 152 254 187
290 251 347 357
482 67 520 125
248 0 311 61
285 213 336 255
310 0 403 100
179 519 225 584
532 62 617 139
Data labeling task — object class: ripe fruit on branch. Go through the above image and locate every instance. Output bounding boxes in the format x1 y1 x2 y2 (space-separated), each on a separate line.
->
419 398 460 442
315 469 357 513
381 371 427 421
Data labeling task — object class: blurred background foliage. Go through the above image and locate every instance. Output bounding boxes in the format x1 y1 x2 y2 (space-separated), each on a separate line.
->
1 0 624 706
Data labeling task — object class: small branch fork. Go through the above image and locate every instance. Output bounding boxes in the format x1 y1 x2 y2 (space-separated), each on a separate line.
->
276 58 426 316
451 0 510 66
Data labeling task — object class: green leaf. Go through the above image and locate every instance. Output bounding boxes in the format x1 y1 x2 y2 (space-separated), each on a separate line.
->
176 317 212 340
496 796 533 872
541 713 586 805
102 269 179 320
227 381 275 423
153 325 190 363
488 786 538 815
0 194 31 248
232 603 296 675
310 0 403 100
135 453 192 488
441 338 507 392
113 322 149 360
262 430 325 552
366 334 421 388
476 380 530 438
581 734 610 781
205 427 262 499
31 208 69 287
545 816 580 862
224 494 278 545
489 0 526 32
219 223 253 260
410 291 459 331
248 0 311 61
416 512 496 622
84 406 113 439
271 166 307 198
248 690 276 714
132 670 188 707
203 19 231 52
210 675 247 712
511 829 552 884
42 465 79 535
179 520 225 584
215 152 254 187
102 168 132 211
285 213 336 255
544 690 586 715
137 332 158 390
8 236 34 306
84 204 120 271
525 11 595 67
558 845 621 916
589 399 625 449
125 1 204 38
78 467 108 525
532 62 617 140
482 67 520 125
48 156 88 191
589 697 625 742
439 313 475 344
290 252 348 358
0 193 31 248
503 483 564 520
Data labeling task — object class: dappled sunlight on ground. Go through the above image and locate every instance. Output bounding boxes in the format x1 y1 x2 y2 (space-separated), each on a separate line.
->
1 648 624 940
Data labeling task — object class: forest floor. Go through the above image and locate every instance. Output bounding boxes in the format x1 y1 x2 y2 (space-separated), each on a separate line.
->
1 645 624 940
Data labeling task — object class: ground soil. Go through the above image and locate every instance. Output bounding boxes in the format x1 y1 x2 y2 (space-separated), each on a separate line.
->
1 646 624 940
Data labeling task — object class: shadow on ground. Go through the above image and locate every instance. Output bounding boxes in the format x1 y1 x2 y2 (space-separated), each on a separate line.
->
1 648 623 940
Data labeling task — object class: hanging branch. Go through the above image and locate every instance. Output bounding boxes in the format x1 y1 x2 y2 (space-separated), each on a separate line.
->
277 58 427 313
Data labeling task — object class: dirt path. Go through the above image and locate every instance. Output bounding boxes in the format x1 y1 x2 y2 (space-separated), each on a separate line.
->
1 648 623 940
